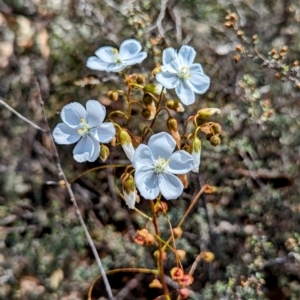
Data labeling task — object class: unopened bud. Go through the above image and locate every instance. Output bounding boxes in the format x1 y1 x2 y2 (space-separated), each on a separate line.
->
144 84 165 95
176 249 186 260
121 174 138 209
201 251 215 263
118 129 135 161
167 117 181 148
211 122 222 135
196 108 221 119
178 274 194 287
237 30 244 38
236 44 243 52
252 34 258 43
166 100 185 112
153 250 167 260
275 72 281 79
141 107 155 120
107 90 119 101
149 278 163 289
152 66 162 76
136 74 145 85
154 201 168 214
209 135 221 146
172 227 183 239
188 137 201 173
99 144 110 162
234 55 240 63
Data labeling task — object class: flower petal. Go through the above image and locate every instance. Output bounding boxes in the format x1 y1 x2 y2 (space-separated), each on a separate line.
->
191 150 201 173
163 47 176 62
86 56 110 71
148 132 176 160
95 46 115 63
122 142 135 161
175 80 195 105
73 136 100 162
123 52 147 65
134 166 159 200
178 45 196 67
105 63 126 72
156 72 179 89
119 39 142 60
158 173 183 200
123 190 136 209
61 102 86 128
86 100 105 127
132 144 154 170
190 63 204 74
168 150 194 174
53 123 81 144
91 122 115 143
189 72 210 94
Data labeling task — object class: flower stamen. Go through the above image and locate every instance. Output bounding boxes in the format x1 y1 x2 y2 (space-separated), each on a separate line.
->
77 118 91 137
154 156 170 174
178 66 191 80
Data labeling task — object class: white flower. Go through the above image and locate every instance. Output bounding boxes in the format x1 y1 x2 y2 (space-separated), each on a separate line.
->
53 100 115 162
132 132 194 200
86 39 147 73
156 45 210 105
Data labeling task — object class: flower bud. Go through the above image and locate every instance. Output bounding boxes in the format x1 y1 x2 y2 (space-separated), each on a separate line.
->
209 135 221 146
196 108 221 119
152 66 162 76
107 90 118 101
176 249 186 260
99 144 110 162
149 278 163 289
188 137 201 173
153 250 167 261
200 251 215 263
136 74 145 85
142 93 153 106
166 100 185 112
211 122 222 135
154 201 168 214
118 129 135 161
133 229 155 246
167 117 181 148
141 107 155 120
172 227 183 239
143 84 165 95
121 174 138 209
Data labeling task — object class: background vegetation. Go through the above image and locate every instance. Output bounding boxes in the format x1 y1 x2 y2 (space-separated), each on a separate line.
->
0 0 300 299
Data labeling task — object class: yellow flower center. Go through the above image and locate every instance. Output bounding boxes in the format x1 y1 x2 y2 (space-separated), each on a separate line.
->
178 66 191 80
112 48 122 64
77 118 90 137
154 156 170 174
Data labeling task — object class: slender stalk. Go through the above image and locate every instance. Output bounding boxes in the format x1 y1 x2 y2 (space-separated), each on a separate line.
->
0 98 47 132
162 185 208 251
151 201 171 300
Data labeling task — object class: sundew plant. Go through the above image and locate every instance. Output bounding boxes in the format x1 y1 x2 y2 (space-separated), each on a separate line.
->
2 4 300 299
50 38 219 299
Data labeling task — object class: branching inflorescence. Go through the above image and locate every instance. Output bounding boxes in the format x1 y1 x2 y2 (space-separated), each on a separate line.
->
51 38 221 299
